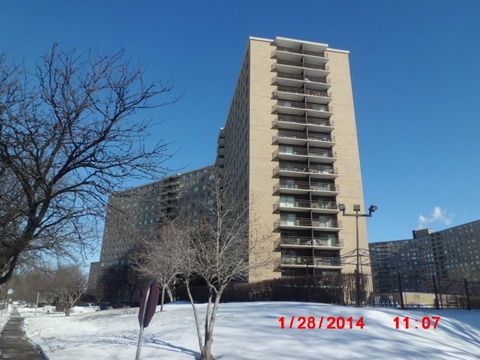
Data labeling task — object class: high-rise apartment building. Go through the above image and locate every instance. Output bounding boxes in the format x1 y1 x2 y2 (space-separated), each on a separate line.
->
88 36 371 295
370 220 480 293
222 36 369 281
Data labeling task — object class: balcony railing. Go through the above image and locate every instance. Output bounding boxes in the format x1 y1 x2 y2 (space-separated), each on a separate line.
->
311 201 338 210
275 115 333 127
311 182 339 191
273 148 335 159
276 73 330 84
280 256 341 267
275 59 328 71
279 163 335 173
274 181 339 193
274 130 334 143
277 100 332 112
274 200 338 211
275 86 330 98
276 46 327 58
279 236 343 248
302 49 328 57
274 218 340 229
309 148 335 158
277 72 303 80
273 163 337 176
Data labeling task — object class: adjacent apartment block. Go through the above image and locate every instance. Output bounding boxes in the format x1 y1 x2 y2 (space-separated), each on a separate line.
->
369 220 480 293
86 166 214 295
222 36 369 281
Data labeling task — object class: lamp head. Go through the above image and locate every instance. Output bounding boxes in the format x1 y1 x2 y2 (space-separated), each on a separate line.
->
338 203 346 213
368 205 378 215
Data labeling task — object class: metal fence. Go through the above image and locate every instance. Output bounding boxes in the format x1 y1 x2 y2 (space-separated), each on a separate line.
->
216 272 480 309
369 272 480 310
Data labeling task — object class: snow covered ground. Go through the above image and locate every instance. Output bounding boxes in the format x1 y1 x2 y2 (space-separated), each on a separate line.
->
21 302 480 360
0 307 11 333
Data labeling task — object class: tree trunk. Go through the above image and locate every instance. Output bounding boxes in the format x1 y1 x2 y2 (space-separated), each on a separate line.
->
65 306 71 316
203 335 214 360
202 288 226 360
186 282 204 357
0 254 19 286
204 289 212 352
160 286 165 312
166 286 174 303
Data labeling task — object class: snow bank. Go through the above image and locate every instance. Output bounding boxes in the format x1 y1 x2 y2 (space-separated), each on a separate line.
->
21 302 480 360
20 305 99 315
70 305 100 314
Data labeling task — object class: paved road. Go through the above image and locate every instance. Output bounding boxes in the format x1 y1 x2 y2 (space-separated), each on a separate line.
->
0 309 42 359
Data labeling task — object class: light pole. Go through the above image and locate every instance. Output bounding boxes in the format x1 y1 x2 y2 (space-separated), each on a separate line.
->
338 203 377 306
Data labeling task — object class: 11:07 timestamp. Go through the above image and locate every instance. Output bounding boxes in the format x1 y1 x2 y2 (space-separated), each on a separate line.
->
393 316 441 329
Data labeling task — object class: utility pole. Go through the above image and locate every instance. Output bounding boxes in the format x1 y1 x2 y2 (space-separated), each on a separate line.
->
464 278 471 310
397 273 405 309
338 204 377 307
35 292 40 316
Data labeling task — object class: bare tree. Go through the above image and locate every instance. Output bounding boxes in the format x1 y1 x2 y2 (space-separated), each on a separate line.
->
133 224 181 311
9 264 87 313
8 266 55 306
174 169 272 360
50 265 87 316
0 45 174 285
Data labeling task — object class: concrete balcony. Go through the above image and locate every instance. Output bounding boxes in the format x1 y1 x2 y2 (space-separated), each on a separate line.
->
273 45 328 64
274 199 339 214
273 131 335 148
273 181 339 196
273 73 331 90
276 236 343 250
273 86 331 105
273 163 338 179
272 59 329 78
273 148 336 164
274 218 341 231
274 100 333 118
272 115 333 132
278 256 342 269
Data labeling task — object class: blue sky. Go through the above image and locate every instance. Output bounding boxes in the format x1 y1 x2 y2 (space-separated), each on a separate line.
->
2 0 480 263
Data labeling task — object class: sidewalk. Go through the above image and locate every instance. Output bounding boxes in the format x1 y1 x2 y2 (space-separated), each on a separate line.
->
0 309 42 359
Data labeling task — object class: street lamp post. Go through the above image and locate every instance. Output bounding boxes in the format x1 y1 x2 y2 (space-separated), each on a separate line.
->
338 203 377 307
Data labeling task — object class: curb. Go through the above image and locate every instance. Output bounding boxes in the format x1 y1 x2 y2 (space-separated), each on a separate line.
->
35 344 50 360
